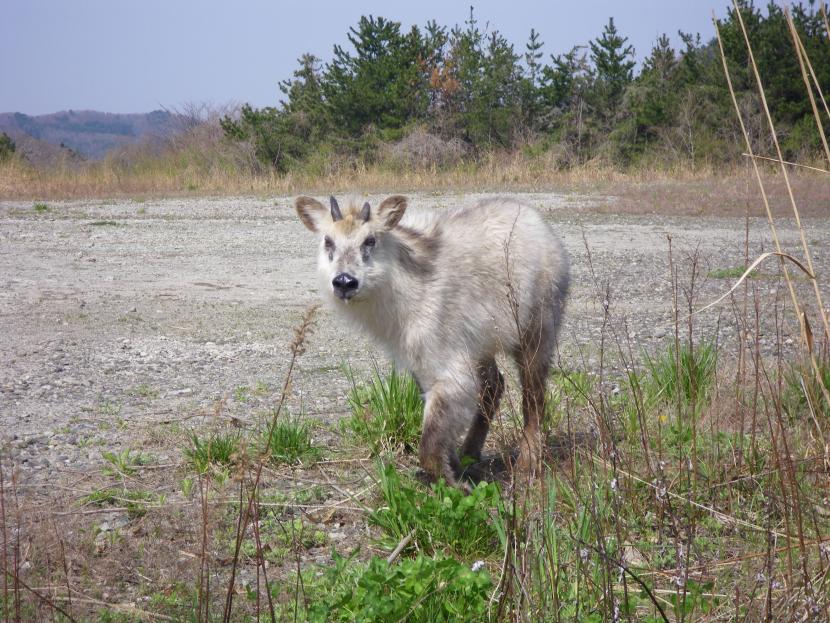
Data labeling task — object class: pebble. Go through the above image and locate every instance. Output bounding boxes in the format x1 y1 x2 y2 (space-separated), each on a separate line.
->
168 387 194 397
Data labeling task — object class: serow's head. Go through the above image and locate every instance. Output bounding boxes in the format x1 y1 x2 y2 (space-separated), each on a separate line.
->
295 195 408 303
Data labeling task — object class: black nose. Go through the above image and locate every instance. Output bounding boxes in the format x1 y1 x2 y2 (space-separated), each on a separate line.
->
332 273 359 298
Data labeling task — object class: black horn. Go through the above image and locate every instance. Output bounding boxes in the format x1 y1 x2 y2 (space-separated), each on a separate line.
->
359 201 371 222
329 196 343 221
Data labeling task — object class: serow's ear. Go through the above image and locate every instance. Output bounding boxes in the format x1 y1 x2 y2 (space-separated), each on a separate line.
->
295 196 327 232
376 195 408 228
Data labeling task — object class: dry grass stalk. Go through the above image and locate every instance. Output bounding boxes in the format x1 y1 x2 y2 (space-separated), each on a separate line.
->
742 152 829 173
221 304 318 622
715 4 830 422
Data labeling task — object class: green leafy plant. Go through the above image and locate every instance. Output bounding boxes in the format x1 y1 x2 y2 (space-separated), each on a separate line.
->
306 551 492 623
369 463 503 557
235 516 327 564
102 448 151 477
344 365 423 454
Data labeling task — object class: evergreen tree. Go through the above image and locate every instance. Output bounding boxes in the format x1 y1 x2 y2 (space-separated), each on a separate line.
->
322 16 430 138
589 17 636 116
518 29 546 134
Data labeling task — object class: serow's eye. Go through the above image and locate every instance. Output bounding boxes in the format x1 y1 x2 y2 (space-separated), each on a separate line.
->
363 235 376 248
324 236 334 250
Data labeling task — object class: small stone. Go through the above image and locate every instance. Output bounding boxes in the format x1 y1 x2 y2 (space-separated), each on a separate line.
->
168 388 194 397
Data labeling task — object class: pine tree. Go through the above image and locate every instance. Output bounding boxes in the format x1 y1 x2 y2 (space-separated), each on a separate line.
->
589 17 635 116
322 16 429 137
642 34 676 81
525 28 544 84
519 28 546 133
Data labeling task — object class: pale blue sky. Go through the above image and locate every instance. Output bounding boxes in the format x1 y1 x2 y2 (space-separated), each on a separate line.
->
1 1 729 115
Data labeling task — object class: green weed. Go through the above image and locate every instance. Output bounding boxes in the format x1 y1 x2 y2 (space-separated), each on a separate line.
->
782 360 830 420
233 385 249 402
370 463 503 557
261 415 320 465
306 551 492 623
644 341 717 406
102 448 151 477
129 383 159 399
83 487 154 519
233 516 327 565
707 265 756 279
184 430 242 474
546 369 595 430
344 365 423 454
33 202 49 212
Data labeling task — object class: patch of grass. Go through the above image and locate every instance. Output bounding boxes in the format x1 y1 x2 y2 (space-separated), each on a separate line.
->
233 385 249 402
546 369 595 429
782 359 830 420
33 202 49 212
344 365 423 454
261 415 320 465
89 220 118 226
83 487 155 519
102 448 151 477
185 430 243 474
707 265 756 279
145 583 198 618
96 400 121 416
233 516 327 565
644 341 717 406
369 463 503 558
129 383 159 399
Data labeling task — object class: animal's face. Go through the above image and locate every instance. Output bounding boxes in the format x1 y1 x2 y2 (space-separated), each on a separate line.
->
295 195 407 303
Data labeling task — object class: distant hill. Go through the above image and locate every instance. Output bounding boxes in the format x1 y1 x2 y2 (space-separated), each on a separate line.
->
0 109 180 161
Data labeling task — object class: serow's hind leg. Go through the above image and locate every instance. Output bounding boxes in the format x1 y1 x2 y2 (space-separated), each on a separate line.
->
459 360 504 462
516 363 547 477
515 315 557 479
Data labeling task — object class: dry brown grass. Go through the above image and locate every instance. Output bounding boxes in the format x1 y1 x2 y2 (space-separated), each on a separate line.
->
4 152 828 219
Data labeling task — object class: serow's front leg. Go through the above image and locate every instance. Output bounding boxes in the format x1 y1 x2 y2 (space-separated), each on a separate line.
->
418 390 464 489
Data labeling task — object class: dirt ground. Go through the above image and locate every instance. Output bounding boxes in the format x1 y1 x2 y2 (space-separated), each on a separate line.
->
1 189 829 615
2 191 828 459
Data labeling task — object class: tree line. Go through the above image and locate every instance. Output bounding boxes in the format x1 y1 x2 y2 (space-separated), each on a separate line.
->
221 2 830 173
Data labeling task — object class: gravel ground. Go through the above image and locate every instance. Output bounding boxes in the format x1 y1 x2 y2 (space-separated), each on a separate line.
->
1 192 829 486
